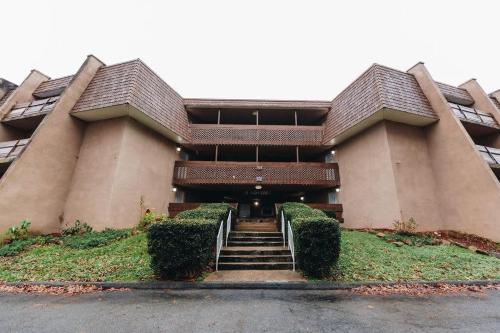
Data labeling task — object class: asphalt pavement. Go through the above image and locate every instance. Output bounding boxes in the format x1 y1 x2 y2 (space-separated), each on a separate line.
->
0 289 498 332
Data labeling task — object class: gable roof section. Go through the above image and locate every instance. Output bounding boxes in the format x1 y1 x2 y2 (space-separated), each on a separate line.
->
436 82 474 105
323 64 437 144
34 75 73 95
0 89 14 108
72 59 189 141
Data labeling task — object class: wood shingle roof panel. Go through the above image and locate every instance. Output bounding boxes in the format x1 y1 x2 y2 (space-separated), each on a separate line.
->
34 75 73 94
323 64 437 143
436 82 474 105
72 59 190 140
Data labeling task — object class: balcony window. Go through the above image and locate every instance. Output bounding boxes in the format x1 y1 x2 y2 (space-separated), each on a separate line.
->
449 103 497 127
476 145 500 165
5 96 59 121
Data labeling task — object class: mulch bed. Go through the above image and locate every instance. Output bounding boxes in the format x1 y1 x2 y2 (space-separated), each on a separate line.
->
0 284 129 295
352 283 500 297
435 230 499 253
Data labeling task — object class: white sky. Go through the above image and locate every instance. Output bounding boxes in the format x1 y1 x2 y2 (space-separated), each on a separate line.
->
2 0 499 100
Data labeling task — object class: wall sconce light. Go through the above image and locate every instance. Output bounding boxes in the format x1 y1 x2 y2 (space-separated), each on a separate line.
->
255 185 262 190
172 187 177 192
300 196 305 201
330 150 336 155
176 146 182 152
336 188 340 193
253 201 259 206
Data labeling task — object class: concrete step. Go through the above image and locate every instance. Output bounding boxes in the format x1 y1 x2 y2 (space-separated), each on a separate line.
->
230 231 282 237
218 262 293 270
228 236 283 242
227 241 284 247
219 255 292 263
221 246 290 256
234 226 278 232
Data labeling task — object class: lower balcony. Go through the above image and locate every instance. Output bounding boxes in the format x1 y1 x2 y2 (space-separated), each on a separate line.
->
476 145 500 168
173 161 340 187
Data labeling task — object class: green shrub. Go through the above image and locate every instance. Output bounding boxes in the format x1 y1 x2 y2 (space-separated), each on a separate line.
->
281 202 341 278
138 211 157 231
62 229 131 249
393 217 418 235
147 218 219 279
62 220 93 236
8 220 31 241
0 239 37 257
0 235 56 257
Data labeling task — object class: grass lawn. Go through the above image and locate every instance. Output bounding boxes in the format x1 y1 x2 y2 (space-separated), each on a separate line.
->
334 230 500 282
0 233 153 282
0 230 498 283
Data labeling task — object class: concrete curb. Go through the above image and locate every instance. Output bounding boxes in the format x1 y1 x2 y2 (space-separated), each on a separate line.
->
3 279 499 291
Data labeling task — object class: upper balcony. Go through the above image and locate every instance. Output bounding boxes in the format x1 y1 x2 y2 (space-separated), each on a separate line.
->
476 145 500 168
0 139 29 163
2 97 59 130
449 103 498 129
173 160 339 188
190 124 324 146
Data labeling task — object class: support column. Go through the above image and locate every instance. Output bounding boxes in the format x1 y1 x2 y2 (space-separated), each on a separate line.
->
408 62 500 240
459 79 500 124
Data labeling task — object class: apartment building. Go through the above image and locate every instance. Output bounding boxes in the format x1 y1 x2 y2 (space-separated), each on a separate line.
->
0 56 499 240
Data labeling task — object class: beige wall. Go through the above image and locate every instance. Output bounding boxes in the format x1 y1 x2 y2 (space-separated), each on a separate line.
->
338 120 442 231
0 56 104 234
337 121 402 229
409 63 500 241
64 116 178 230
385 121 442 231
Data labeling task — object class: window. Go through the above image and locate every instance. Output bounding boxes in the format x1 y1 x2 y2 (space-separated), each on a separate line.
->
449 103 497 126
5 96 60 120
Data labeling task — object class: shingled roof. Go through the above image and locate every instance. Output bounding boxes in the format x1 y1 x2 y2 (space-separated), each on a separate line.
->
436 82 474 105
34 75 73 95
72 59 190 140
323 64 437 143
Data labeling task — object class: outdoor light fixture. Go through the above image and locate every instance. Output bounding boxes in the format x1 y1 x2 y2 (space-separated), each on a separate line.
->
255 185 262 190
172 187 177 192
300 196 305 201
336 188 340 193
254 201 259 206
331 150 336 155
176 146 181 152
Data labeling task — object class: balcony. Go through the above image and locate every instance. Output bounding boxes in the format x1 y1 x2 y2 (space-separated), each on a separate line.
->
173 161 339 187
449 103 498 128
476 145 500 168
0 139 29 163
189 124 324 146
2 97 59 130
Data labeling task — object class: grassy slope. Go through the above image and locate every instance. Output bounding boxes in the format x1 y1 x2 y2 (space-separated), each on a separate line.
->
0 230 498 282
335 230 500 282
0 233 153 282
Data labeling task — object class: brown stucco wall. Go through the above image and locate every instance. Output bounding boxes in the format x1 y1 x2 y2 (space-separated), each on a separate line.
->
409 63 500 241
64 116 178 230
336 121 402 229
385 121 442 231
0 56 104 233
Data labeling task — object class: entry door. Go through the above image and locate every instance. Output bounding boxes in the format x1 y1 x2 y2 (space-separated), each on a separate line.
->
239 204 251 218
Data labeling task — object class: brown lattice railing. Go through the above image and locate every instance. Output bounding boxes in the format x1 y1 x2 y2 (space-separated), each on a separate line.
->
173 161 340 186
190 124 324 145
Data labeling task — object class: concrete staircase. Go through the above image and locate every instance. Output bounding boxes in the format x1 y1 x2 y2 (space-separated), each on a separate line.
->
218 219 293 270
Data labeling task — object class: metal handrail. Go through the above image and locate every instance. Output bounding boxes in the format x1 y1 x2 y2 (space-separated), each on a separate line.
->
281 211 285 247
287 220 295 271
215 220 224 271
225 210 232 246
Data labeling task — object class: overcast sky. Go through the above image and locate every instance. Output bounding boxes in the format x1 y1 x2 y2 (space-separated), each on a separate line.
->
2 0 499 100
